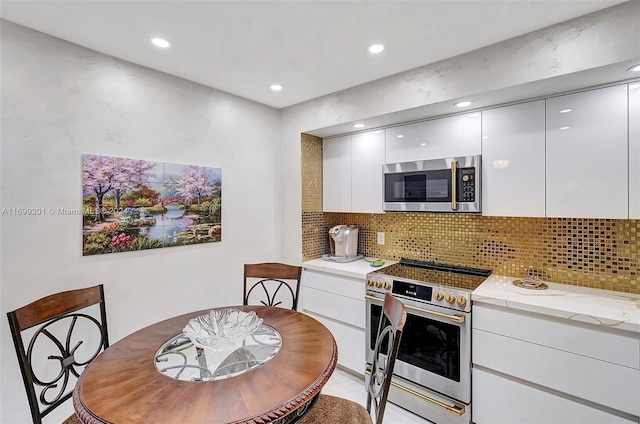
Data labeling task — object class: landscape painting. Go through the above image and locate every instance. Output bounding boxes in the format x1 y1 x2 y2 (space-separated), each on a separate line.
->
82 154 222 256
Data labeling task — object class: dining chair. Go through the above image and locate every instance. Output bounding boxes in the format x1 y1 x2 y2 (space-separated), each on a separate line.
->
300 292 407 424
243 262 302 310
7 284 109 424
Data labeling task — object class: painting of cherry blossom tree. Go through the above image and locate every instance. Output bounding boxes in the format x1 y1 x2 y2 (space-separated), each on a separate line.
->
82 154 222 255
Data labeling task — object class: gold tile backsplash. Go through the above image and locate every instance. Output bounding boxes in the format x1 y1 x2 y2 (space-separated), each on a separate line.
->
301 134 639 294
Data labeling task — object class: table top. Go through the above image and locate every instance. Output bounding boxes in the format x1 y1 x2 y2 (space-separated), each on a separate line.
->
73 306 338 424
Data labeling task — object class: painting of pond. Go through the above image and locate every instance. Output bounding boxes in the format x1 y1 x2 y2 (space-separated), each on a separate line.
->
82 154 222 256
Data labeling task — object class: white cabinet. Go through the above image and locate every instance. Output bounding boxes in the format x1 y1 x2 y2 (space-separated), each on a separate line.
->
629 82 640 219
546 85 629 218
351 131 385 213
323 135 351 212
323 131 385 213
481 100 545 217
301 269 367 374
472 303 640 424
385 113 481 164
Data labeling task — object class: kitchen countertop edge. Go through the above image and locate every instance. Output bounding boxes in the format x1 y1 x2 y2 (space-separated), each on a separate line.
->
302 258 397 280
473 275 640 334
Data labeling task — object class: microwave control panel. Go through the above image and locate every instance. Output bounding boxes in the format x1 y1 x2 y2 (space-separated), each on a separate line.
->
460 168 476 202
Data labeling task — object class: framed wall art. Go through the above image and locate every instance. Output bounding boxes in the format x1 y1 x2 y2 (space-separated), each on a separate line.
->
82 154 222 255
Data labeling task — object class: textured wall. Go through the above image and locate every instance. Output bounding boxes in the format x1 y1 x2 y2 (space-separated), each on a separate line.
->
301 135 639 294
1 21 282 423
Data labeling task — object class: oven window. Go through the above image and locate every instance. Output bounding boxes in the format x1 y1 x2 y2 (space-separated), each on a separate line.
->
370 304 460 382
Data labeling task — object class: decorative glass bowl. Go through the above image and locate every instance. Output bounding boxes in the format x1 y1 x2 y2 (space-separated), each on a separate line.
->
183 309 263 351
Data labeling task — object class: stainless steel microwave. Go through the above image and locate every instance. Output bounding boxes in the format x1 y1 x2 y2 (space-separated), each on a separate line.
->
383 155 481 212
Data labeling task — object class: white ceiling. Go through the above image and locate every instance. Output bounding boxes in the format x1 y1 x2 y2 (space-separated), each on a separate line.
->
0 0 628 109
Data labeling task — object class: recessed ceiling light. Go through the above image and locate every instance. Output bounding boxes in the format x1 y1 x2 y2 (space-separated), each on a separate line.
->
353 123 365 128
151 37 170 48
455 101 473 108
373 130 382 134
627 64 640 72
368 44 385 54
396 134 404 139
559 109 572 113
270 84 283 91
420 143 426 146
560 126 571 130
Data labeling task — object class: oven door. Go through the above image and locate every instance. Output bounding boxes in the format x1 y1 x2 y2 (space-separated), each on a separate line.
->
365 293 471 404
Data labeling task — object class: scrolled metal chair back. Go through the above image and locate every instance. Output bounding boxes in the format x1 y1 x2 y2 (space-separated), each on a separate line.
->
7 285 109 424
367 292 407 424
243 263 302 311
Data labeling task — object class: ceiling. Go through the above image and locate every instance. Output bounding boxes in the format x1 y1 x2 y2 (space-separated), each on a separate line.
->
0 0 629 109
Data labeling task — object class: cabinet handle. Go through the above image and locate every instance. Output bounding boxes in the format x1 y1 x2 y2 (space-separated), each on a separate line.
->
365 294 465 323
451 160 458 210
364 366 465 416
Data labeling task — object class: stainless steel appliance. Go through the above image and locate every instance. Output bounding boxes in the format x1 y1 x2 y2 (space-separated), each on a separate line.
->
383 155 481 212
365 259 490 424
322 225 363 263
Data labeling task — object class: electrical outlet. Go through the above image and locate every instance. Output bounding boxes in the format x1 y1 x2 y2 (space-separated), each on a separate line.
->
377 232 385 245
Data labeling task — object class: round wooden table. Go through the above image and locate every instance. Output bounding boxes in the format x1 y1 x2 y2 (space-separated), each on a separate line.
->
73 306 337 424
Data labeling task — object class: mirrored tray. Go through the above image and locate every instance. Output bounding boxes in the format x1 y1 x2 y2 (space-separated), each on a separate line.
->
155 323 282 381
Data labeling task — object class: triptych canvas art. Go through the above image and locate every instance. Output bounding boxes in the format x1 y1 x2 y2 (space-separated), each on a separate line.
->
82 154 222 255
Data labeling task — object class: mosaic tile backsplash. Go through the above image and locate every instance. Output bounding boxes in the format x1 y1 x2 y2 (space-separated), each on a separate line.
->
301 134 639 294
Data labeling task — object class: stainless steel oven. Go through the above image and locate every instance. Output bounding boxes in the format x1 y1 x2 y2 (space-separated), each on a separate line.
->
365 259 490 424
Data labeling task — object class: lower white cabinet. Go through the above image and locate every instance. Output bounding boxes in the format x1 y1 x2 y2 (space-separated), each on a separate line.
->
301 269 366 374
472 303 640 423
473 368 636 424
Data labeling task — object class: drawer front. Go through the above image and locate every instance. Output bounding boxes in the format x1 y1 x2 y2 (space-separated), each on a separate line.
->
307 312 365 374
472 368 637 424
303 285 365 329
473 304 640 369
473 328 640 416
302 270 365 300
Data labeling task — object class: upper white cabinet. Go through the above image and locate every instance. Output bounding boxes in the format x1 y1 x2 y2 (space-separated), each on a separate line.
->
351 130 385 213
323 135 351 212
385 113 481 164
482 100 546 217
323 131 385 213
546 85 628 218
629 82 640 219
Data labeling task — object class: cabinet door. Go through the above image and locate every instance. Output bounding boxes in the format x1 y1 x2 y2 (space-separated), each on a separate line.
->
385 113 481 163
546 85 628 218
323 135 351 212
481 101 545 217
630 82 640 219
351 130 385 213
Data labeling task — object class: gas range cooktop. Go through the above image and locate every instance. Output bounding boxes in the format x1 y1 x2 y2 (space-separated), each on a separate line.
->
371 258 491 291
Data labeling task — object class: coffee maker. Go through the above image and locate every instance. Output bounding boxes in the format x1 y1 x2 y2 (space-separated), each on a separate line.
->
322 225 363 263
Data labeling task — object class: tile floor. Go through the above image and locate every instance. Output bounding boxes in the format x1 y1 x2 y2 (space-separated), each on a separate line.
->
321 368 431 424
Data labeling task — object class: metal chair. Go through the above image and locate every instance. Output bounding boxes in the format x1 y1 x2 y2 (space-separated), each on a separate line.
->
7 285 109 424
243 262 302 311
299 292 407 424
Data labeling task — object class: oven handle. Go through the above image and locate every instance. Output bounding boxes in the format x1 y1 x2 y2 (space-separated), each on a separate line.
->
365 294 465 323
365 366 465 416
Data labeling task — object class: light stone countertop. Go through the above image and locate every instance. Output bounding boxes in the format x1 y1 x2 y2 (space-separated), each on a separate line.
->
302 258 397 280
473 274 640 334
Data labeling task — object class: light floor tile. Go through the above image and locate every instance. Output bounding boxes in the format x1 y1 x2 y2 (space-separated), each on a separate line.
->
321 368 432 424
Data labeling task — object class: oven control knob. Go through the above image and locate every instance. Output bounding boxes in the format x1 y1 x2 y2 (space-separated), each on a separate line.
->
444 293 455 303
383 281 391 290
456 296 467 307
366 279 373 286
374 280 382 288
434 292 444 301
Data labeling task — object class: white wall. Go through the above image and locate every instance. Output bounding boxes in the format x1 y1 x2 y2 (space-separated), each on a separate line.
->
0 21 282 423
279 1 640 264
